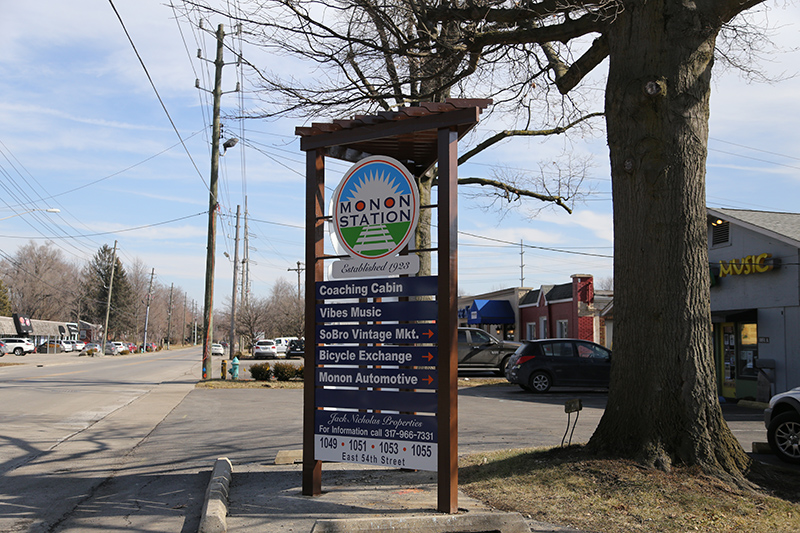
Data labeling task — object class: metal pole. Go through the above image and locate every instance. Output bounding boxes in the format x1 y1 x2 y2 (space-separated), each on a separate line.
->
101 240 118 355
201 23 225 380
230 205 241 358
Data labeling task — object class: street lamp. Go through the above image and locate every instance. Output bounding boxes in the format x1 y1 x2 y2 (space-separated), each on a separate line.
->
0 208 60 221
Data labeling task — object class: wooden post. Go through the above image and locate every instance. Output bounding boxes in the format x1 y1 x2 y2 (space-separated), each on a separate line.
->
437 126 459 513
303 148 325 495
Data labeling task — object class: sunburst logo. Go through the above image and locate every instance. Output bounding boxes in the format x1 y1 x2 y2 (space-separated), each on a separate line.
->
332 156 419 259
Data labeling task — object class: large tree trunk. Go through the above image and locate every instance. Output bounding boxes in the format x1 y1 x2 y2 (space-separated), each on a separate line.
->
588 0 751 481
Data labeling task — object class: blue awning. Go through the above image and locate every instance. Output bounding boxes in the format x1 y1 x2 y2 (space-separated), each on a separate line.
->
467 299 515 325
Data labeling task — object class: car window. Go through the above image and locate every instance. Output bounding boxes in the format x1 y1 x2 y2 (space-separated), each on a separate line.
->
576 342 611 360
457 330 467 343
542 341 574 357
470 330 493 345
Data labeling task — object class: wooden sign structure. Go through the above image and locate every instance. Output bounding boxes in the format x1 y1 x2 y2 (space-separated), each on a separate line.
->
296 99 490 513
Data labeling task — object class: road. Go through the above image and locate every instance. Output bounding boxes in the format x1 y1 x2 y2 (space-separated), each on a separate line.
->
0 346 210 532
0 349 777 532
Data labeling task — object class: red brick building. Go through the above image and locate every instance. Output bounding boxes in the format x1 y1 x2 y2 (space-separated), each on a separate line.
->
519 274 612 346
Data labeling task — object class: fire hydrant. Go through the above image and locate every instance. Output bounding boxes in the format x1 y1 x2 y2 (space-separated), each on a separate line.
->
228 356 240 380
221 359 227 380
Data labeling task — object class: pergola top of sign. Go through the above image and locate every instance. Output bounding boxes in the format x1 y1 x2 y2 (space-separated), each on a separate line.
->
295 99 491 175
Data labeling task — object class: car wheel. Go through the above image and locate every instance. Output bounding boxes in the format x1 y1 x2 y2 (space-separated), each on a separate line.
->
528 371 552 393
496 355 511 377
768 411 800 464
14 347 23 356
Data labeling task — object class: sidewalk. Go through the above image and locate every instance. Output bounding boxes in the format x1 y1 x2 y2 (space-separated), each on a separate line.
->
210 457 582 533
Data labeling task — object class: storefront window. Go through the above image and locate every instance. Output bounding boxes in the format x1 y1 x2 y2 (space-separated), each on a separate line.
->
738 323 758 379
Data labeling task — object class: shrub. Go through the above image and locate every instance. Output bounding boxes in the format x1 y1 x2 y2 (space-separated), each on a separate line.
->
273 362 297 381
249 362 272 381
296 365 304 379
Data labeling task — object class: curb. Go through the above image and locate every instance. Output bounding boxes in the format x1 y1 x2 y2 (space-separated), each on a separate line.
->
199 457 232 533
312 512 531 532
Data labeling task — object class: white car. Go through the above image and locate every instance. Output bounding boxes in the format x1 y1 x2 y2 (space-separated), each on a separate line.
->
211 343 224 356
83 343 103 356
764 386 800 464
253 339 278 359
0 337 36 356
64 340 85 352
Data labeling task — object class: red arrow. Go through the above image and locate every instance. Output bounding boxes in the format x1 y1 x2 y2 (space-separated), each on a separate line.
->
423 329 434 339
423 375 434 385
423 352 434 362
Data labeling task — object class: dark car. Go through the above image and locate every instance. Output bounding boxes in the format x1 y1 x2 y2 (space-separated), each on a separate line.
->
286 339 305 358
458 327 521 375
505 338 611 392
764 386 800 464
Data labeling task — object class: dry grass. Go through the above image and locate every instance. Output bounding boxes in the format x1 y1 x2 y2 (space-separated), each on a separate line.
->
195 378 304 389
459 446 800 533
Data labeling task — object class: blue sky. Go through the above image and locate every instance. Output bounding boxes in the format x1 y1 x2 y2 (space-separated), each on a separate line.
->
1 1 799 307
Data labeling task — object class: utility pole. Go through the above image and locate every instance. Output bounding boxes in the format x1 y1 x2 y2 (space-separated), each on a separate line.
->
288 261 305 297
520 239 525 287
182 292 187 346
143 268 155 351
101 240 118 354
241 197 250 306
200 23 226 380
167 283 174 349
229 205 241 358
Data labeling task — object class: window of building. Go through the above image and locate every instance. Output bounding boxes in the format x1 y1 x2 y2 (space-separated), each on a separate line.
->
539 317 548 339
557 320 569 338
526 322 536 340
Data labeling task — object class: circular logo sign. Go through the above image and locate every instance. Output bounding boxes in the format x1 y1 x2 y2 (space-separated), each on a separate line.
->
331 156 419 260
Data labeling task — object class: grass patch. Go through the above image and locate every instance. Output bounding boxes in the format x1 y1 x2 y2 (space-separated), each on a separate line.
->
459 446 800 533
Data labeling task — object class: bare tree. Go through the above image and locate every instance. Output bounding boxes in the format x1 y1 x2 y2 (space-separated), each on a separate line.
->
236 296 271 352
0 241 80 321
178 0 775 483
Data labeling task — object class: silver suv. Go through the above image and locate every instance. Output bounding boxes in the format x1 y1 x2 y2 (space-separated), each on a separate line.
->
0 337 35 356
765 387 800 464
457 327 521 375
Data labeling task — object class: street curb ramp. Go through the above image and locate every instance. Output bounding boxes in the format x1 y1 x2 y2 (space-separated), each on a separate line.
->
199 457 232 533
312 512 531 532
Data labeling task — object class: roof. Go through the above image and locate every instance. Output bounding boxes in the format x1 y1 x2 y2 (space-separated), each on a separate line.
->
295 99 492 176
545 283 573 302
467 299 516 325
708 208 800 248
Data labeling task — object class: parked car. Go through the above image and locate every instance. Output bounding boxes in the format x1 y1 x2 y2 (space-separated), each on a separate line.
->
457 327 521 375
83 343 103 356
38 339 71 353
64 340 84 352
253 339 278 359
505 339 612 392
105 342 122 355
0 341 6 356
274 337 299 357
211 343 224 356
286 338 305 358
0 337 36 356
764 386 800 464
